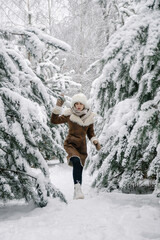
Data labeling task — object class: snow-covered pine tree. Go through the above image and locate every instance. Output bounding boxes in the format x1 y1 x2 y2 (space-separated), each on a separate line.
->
35 43 81 97
0 26 76 163
0 27 74 206
87 0 160 194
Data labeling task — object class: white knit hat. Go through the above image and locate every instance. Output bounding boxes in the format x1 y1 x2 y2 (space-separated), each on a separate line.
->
71 93 89 109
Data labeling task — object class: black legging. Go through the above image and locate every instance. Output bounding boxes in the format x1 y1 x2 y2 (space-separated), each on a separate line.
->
70 156 83 185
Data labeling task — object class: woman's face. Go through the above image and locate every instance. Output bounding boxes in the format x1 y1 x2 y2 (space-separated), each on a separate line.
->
75 102 84 111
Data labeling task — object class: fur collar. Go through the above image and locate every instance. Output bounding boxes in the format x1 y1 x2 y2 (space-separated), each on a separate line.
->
63 108 95 126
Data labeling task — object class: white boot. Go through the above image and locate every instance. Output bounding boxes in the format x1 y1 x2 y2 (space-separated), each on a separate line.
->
73 183 84 199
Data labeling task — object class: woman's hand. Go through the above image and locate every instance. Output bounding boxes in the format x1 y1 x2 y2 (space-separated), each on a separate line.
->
93 140 101 151
56 94 65 107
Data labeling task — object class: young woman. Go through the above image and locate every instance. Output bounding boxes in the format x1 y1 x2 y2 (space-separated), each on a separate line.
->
51 93 101 199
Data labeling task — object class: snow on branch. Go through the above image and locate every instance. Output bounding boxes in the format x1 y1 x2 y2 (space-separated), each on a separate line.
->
27 27 71 52
0 27 71 52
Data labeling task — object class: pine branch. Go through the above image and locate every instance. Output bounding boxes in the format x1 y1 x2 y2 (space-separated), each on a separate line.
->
108 170 124 182
0 168 37 180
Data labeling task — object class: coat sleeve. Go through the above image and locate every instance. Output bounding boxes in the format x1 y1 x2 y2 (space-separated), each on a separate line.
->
87 124 98 143
51 106 68 124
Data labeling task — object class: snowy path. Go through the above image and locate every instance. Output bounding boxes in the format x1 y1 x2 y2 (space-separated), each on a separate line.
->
1 163 160 240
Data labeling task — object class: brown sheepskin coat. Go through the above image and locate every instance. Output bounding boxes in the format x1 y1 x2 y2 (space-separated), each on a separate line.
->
51 106 97 166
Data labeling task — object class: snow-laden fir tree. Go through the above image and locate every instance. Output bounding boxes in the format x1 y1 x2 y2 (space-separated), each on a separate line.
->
0 26 79 207
87 0 160 194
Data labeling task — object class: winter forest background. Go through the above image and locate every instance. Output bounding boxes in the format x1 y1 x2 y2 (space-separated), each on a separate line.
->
0 0 160 208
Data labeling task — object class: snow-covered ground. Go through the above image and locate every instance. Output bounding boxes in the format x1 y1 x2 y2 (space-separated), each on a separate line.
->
0 163 160 240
